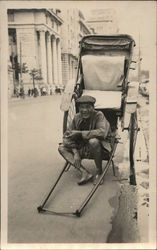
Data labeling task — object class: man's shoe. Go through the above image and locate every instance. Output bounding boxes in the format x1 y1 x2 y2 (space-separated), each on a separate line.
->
77 172 93 185
93 174 104 185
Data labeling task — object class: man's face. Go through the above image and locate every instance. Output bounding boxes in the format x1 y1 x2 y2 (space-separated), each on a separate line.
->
79 103 94 119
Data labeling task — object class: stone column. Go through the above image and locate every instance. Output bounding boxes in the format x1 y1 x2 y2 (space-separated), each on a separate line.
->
47 33 53 85
39 30 47 84
57 38 62 86
52 36 58 85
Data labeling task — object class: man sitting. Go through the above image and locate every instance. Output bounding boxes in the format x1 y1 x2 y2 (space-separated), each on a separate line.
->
58 95 111 185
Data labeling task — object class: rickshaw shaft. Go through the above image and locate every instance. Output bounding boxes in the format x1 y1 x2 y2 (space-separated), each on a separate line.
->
39 161 69 210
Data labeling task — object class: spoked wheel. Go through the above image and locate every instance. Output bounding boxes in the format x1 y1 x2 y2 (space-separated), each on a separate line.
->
129 111 139 185
63 97 76 133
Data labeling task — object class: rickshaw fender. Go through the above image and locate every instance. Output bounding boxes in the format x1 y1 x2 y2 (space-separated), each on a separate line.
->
122 81 139 129
60 79 76 111
125 81 139 114
126 81 139 104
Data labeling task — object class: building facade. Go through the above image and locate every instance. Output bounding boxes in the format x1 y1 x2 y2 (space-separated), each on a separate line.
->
8 8 63 94
60 9 91 87
87 9 119 35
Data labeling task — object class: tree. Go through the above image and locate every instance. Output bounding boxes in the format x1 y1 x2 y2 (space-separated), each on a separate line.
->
29 68 43 88
14 62 28 73
13 62 29 85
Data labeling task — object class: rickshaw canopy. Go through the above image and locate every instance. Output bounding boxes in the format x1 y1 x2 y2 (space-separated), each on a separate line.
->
80 34 135 51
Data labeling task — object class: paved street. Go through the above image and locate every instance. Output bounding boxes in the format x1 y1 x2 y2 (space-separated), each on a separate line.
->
8 95 122 243
8 94 150 244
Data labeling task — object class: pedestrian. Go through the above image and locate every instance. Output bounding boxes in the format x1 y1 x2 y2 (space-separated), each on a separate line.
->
34 87 38 97
47 86 50 95
28 88 31 96
42 87 46 96
58 95 111 185
20 86 25 98
31 88 34 96
51 85 55 94
14 87 19 98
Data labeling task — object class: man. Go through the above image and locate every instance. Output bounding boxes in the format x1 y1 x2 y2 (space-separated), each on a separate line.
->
58 95 111 185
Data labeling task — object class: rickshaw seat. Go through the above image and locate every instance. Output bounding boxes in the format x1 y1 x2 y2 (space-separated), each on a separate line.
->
82 90 122 110
81 55 125 91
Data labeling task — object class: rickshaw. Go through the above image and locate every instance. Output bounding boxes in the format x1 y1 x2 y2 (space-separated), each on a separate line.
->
37 34 139 217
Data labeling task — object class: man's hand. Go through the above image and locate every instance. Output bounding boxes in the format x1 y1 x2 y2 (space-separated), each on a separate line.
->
64 130 81 140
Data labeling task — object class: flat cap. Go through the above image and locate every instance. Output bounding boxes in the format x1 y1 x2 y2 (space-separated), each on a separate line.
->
76 95 96 104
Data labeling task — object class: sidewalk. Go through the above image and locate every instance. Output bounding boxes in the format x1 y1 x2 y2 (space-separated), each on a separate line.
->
108 95 149 243
8 94 59 104
136 95 149 242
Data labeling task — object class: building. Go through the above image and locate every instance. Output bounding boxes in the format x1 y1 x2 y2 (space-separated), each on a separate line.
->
8 8 63 95
87 9 119 35
60 9 91 86
78 10 92 41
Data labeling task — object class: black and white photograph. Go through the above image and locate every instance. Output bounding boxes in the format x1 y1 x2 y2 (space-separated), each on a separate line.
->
0 0 156 249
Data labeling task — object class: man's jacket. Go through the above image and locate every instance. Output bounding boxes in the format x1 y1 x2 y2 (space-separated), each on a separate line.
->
64 110 112 152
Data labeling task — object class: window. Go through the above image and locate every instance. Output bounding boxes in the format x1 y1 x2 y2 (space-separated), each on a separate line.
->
8 12 14 22
8 29 16 43
51 20 54 28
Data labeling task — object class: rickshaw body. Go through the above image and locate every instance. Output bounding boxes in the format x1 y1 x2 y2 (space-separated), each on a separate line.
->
61 34 139 132
38 35 139 216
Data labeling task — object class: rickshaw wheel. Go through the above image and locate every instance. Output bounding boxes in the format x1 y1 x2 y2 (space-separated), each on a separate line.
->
129 111 138 185
63 98 76 134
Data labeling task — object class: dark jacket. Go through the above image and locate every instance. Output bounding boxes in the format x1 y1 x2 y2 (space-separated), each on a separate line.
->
64 110 112 152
